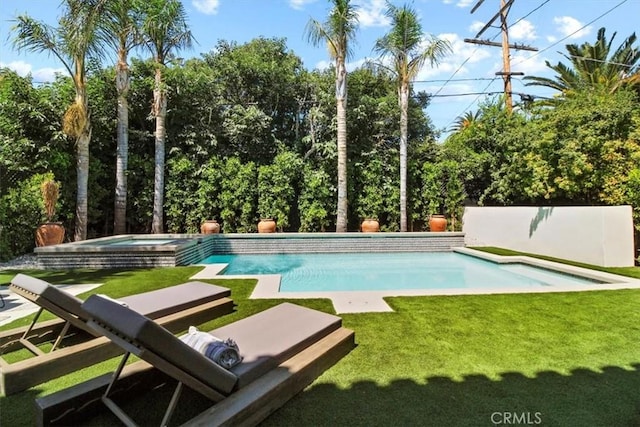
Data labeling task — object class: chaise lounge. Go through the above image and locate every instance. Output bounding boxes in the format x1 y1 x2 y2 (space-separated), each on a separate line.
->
0 274 234 395
37 295 355 426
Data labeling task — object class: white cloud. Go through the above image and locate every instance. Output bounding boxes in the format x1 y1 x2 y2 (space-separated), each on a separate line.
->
509 51 549 76
469 21 484 34
1 60 32 76
32 67 66 82
510 20 537 40
413 33 493 80
314 59 332 71
441 33 493 64
443 0 473 8
553 16 592 39
192 0 220 15
546 35 557 43
354 0 390 28
289 0 317 10
455 0 474 8
0 61 64 82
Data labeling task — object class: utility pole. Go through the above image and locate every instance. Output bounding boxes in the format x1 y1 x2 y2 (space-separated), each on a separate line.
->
465 0 537 112
499 0 513 110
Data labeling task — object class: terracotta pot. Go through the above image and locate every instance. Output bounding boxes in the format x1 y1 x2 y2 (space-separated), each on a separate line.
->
361 218 380 232
35 222 65 247
258 218 276 233
428 215 447 232
200 220 220 234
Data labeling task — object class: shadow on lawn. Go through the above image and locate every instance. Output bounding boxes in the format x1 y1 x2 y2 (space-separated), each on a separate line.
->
32 362 640 426
264 364 640 426
6 364 640 427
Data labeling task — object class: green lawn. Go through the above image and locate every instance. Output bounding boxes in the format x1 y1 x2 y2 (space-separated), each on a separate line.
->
1 255 639 426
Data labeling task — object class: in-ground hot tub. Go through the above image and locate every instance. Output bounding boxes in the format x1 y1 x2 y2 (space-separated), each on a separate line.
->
34 234 215 269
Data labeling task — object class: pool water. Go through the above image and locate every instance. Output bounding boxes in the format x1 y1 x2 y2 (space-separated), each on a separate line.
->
105 239 177 246
201 252 600 292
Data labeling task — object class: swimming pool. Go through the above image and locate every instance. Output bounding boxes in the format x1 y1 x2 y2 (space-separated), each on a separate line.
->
202 252 601 292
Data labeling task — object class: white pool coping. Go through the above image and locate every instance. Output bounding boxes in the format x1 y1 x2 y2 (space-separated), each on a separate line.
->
193 248 640 314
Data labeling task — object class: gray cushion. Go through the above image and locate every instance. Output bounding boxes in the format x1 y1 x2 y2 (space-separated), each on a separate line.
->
219 302 342 387
10 274 230 322
11 273 85 319
82 294 239 395
120 281 231 319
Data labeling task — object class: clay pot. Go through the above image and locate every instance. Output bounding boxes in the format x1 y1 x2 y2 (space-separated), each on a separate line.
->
258 218 276 233
361 218 380 232
200 220 221 234
428 215 447 232
35 222 65 246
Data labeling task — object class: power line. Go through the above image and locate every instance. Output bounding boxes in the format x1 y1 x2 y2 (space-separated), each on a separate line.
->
430 0 552 120
442 77 499 130
562 53 637 68
430 91 504 98
441 0 629 134
413 77 522 84
508 0 551 30
511 0 630 68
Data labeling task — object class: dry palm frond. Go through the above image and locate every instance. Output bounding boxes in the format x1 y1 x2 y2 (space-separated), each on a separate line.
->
41 179 60 221
62 103 87 138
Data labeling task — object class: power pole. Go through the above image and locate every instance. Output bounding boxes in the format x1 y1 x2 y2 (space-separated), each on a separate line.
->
464 0 537 112
499 0 513 111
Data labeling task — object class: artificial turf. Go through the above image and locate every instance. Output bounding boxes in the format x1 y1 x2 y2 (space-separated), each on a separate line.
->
0 257 639 426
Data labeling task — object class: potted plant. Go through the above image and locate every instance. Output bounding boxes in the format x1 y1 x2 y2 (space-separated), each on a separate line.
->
200 219 221 234
35 178 65 246
357 162 385 232
422 161 466 232
360 218 380 232
257 217 277 233
422 163 448 232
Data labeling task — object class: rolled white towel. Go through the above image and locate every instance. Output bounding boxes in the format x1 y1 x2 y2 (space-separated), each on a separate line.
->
179 326 242 369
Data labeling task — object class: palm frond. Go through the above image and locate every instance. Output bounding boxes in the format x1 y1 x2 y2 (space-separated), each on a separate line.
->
305 0 359 61
373 2 451 82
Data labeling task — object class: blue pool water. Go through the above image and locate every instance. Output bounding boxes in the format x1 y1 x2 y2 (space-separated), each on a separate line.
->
201 252 600 292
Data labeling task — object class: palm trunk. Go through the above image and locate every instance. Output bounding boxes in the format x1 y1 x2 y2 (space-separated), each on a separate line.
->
74 88 90 241
114 50 129 235
151 67 167 234
335 57 348 232
399 80 409 232
75 128 90 241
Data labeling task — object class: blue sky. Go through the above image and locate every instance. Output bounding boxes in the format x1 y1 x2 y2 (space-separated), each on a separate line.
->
0 0 637 139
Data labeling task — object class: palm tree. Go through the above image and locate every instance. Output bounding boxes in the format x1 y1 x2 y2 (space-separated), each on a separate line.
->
11 0 107 241
374 2 450 231
450 110 481 132
139 0 193 233
524 27 640 97
306 0 359 232
102 0 143 235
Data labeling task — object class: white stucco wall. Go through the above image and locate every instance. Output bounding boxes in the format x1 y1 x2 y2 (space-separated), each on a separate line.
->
462 206 635 267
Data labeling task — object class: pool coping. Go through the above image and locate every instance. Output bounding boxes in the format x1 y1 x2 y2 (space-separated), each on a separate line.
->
193 248 640 314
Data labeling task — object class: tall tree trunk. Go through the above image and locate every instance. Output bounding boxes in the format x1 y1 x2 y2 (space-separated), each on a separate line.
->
151 67 167 234
74 88 90 241
114 50 129 235
399 79 409 232
335 57 348 232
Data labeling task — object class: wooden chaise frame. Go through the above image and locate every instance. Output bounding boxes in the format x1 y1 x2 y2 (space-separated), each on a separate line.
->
0 274 234 395
36 297 355 426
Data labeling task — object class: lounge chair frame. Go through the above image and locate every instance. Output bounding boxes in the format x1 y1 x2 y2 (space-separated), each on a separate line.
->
36 303 355 426
0 276 234 395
